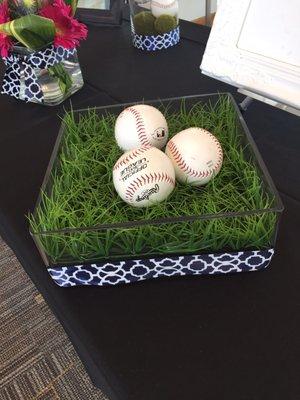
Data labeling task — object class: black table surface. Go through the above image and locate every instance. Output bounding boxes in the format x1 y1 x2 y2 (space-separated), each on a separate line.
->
1 14 300 400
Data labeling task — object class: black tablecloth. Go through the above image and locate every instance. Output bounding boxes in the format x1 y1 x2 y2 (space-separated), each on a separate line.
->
1 14 300 400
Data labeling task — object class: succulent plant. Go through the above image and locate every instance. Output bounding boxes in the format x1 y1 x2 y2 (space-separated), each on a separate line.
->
133 11 156 36
154 14 177 34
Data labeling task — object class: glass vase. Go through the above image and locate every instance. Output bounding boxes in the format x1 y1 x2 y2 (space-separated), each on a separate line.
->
129 0 180 51
10 46 83 106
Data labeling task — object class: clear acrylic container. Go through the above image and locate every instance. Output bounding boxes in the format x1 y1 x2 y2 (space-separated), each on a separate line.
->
12 46 83 106
30 93 284 266
129 0 180 51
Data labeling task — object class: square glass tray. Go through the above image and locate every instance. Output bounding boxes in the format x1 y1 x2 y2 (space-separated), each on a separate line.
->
29 93 284 267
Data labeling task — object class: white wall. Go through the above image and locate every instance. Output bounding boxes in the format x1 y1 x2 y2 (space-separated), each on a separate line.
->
211 0 218 13
178 0 218 21
178 0 205 21
78 0 108 9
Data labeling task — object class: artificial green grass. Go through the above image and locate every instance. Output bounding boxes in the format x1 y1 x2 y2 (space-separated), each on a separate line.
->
29 95 278 264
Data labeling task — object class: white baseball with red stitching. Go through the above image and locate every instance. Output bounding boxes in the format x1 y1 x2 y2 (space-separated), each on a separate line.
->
165 127 223 186
151 0 178 18
115 105 169 152
113 147 175 207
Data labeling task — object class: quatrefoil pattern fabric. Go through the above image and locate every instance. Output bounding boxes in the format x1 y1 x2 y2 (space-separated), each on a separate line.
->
1 46 75 102
132 26 180 51
48 249 274 288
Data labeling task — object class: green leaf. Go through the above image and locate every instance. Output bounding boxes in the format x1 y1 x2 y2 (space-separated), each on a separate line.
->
49 64 73 95
0 14 55 50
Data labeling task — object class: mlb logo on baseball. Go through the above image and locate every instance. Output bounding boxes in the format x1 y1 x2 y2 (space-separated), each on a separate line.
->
115 105 169 151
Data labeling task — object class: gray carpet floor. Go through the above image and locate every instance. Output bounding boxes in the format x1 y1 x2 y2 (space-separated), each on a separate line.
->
0 238 108 400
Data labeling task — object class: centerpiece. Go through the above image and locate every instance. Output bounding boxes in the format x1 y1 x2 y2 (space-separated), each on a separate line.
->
28 94 283 288
129 0 180 51
0 0 87 105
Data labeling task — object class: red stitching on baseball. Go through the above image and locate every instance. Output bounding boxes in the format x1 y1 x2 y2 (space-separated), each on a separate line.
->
113 147 150 171
151 0 177 9
167 133 223 180
125 173 175 202
126 107 150 148
206 132 223 172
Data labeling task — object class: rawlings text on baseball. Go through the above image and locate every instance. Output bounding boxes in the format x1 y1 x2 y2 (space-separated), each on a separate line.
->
113 146 175 207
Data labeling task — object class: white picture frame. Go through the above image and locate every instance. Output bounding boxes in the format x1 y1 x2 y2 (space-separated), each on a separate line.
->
200 0 300 113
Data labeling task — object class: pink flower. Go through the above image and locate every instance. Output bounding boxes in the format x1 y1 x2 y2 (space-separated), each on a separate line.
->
0 0 13 57
39 0 87 49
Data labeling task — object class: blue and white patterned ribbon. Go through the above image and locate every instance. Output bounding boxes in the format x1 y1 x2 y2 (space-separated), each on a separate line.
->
132 26 180 51
1 45 75 102
48 249 275 288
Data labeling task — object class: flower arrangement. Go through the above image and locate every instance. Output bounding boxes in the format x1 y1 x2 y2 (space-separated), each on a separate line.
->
0 0 87 55
0 0 88 104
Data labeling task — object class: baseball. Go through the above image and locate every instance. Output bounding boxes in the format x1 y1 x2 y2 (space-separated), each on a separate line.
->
115 104 169 152
165 127 223 186
113 146 175 207
151 0 178 18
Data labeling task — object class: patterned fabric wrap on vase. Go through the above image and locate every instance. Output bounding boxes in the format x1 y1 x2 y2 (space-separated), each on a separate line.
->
48 249 275 288
1 45 83 106
129 0 180 51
